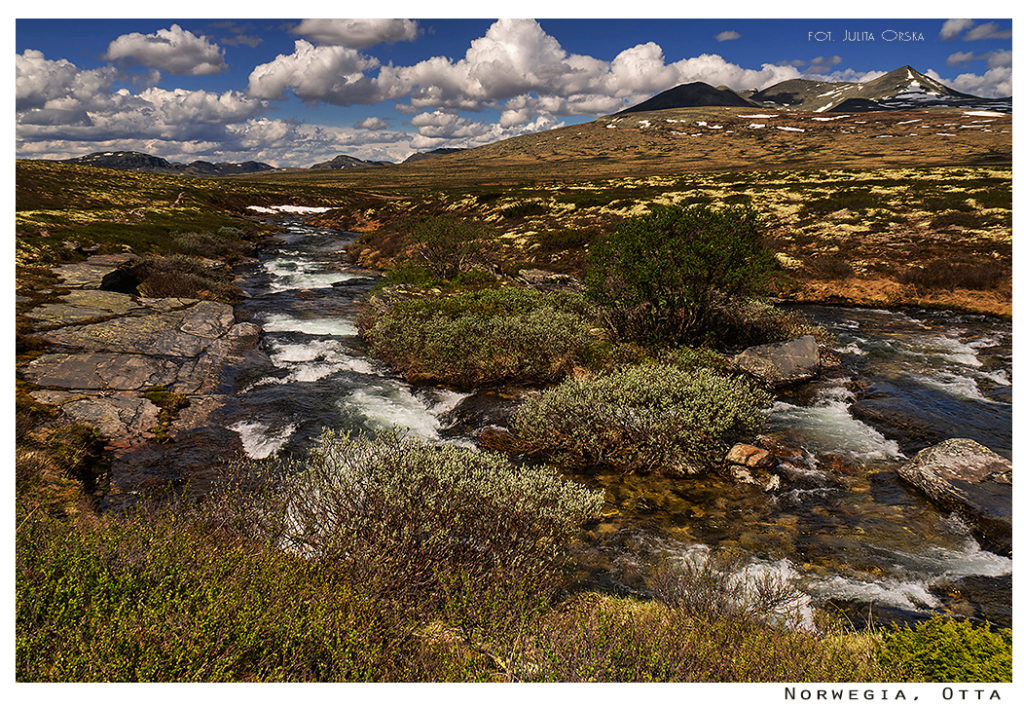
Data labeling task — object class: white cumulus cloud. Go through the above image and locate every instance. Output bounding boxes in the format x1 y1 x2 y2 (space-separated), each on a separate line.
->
104 24 226 76
940 19 975 40
715 31 741 42
291 19 420 48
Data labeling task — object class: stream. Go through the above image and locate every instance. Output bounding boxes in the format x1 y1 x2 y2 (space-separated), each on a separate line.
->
225 215 1012 629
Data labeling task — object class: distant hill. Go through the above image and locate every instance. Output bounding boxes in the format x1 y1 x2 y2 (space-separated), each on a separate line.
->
402 148 466 163
619 82 755 113
63 151 276 176
308 154 391 170
618 66 1010 116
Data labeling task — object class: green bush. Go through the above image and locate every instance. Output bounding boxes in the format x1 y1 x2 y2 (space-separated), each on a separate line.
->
404 215 494 280
585 204 777 345
280 430 604 625
876 617 1012 682
509 364 772 473
359 286 606 387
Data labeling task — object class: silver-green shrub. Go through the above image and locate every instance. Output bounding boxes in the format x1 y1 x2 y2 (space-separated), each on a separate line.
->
510 364 772 473
280 430 604 605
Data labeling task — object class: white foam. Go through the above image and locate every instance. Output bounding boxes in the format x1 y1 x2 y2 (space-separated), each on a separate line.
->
769 384 903 461
263 257 360 292
261 313 357 337
344 383 448 439
229 420 297 459
910 373 996 403
810 576 939 611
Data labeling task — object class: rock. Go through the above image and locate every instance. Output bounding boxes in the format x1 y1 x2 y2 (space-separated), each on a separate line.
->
725 443 775 468
26 290 143 328
734 335 820 387
23 352 180 390
897 439 1012 555
52 254 137 288
729 464 781 492
41 300 235 358
60 395 161 440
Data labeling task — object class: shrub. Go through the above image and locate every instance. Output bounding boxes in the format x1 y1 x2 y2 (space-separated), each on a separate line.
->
101 255 240 302
280 430 604 625
404 215 494 280
359 286 606 387
509 364 772 473
659 345 731 374
516 593 882 682
585 204 777 345
875 617 1012 682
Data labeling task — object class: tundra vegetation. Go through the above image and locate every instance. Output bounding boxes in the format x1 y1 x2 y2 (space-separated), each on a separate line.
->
15 147 1012 681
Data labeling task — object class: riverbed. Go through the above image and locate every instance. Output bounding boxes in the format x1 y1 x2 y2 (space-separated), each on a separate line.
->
225 216 1012 629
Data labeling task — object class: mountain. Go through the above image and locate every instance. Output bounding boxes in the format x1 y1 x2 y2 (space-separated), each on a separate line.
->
750 78 856 109
618 82 756 113
308 154 390 170
402 147 466 163
619 66 1010 116
64 151 174 171
62 151 276 176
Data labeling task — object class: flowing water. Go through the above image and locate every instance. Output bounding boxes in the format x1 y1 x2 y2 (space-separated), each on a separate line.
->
225 216 1012 629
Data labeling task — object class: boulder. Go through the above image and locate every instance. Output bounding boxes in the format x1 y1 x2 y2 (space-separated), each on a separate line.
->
897 438 1011 555
725 443 775 468
734 335 820 387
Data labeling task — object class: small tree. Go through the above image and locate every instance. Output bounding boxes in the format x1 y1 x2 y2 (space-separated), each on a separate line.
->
585 204 777 345
407 215 493 280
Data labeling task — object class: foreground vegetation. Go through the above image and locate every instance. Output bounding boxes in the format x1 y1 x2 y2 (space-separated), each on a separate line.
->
17 430 1011 682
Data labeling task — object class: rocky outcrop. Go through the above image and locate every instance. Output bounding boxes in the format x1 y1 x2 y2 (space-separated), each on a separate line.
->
724 442 780 491
734 335 820 387
20 271 266 452
897 439 1012 555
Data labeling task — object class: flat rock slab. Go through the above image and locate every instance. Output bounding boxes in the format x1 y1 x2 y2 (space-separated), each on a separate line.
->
898 438 1012 555
52 254 137 288
26 290 143 327
41 301 235 357
24 352 180 390
734 335 820 387
60 395 161 441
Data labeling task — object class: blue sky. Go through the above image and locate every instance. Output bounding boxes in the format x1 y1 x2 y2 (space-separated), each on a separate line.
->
15 17 1012 166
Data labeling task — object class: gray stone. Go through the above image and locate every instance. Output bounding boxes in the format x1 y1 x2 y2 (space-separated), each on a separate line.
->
26 290 142 327
52 254 137 288
898 438 1012 555
40 300 234 357
61 395 161 441
23 352 179 390
734 335 820 387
